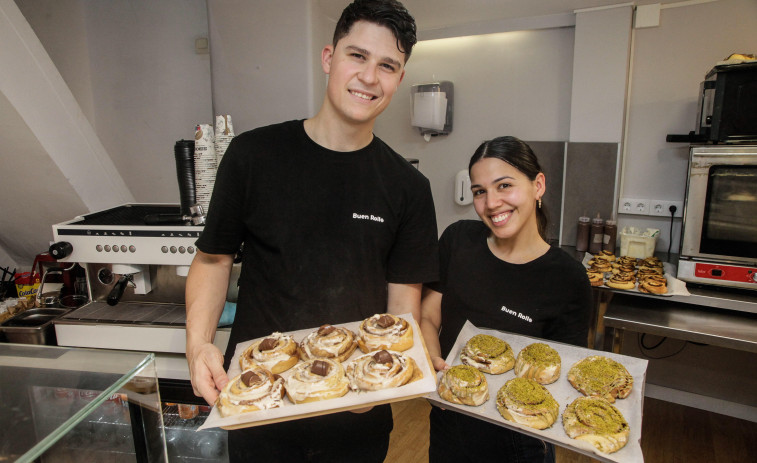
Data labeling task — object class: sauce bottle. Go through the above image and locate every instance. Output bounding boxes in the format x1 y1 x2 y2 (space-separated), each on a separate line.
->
603 219 617 253
589 214 604 254
575 214 591 252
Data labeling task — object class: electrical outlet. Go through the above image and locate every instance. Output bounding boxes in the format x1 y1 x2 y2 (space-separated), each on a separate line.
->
649 200 684 217
619 198 650 215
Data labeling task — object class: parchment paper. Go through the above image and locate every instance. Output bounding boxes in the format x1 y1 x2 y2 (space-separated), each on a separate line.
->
199 313 436 430
582 252 690 296
425 321 648 463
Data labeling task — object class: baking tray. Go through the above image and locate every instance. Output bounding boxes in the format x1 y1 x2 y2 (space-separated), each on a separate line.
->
582 253 689 297
199 313 436 430
425 321 648 463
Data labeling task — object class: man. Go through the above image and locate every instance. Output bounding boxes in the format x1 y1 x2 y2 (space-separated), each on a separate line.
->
185 1 438 461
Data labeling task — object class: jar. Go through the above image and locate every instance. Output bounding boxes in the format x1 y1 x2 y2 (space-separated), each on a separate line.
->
589 214 604 254
575 215 591 252
603 219 618 253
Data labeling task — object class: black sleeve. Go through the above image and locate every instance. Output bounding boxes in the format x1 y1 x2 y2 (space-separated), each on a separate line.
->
386 175 439 284
195 135 249 255
424 221 456 293
544 257 593 347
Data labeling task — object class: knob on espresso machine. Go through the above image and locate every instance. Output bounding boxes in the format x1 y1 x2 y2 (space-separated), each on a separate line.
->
49 241 73 260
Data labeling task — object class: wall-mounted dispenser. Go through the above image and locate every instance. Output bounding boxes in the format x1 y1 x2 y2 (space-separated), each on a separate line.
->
411 81 453 141
455 169 472 205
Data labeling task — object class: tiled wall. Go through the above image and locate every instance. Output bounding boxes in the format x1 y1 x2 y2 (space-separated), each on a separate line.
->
527 141 620 246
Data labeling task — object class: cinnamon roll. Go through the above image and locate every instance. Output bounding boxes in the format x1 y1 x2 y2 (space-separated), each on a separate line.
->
568 356 633 403
357 313 414 353
346 349 421 391
514 343 561 384
239 332 299 374
300 324 358 362
586 270 604 287
216 367 285 417
460 334 515 374
605 274 635 290
495 377 559 430
437 364 489 406
563 396 630 454
639 277 667 294
594 250 616 262
285 358 350 404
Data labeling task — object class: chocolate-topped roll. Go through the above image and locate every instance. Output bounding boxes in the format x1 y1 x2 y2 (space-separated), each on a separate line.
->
357 313 414 353
285 358 349 404
346 350 421 391
299 324 358 362
216 366 286 417
239 332 299 374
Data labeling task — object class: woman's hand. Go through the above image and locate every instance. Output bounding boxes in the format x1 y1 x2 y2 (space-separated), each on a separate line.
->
431 356 451 372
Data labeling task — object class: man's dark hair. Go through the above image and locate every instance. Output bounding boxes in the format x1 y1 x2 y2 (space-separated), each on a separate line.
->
333 0 417 62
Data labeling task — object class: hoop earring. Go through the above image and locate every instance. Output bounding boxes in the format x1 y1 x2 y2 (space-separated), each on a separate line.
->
538 199 542 209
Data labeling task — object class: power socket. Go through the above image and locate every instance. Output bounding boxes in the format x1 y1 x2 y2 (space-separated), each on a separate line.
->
619 198 650 215
649 200 683 217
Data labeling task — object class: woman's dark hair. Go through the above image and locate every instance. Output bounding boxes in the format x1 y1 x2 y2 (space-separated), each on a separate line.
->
469 136 548 240
333 0 417 62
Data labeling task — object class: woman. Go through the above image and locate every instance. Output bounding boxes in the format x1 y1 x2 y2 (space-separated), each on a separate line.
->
420 136 592 462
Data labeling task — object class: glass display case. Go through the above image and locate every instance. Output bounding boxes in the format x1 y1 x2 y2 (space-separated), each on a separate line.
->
0 343 166 462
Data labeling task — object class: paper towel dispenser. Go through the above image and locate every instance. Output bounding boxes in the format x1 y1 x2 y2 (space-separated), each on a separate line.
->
410 81 453 139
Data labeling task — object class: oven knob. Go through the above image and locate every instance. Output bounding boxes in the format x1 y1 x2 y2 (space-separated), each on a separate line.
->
179 246 186 254
104 245 111 252
188 246 195 254
170 246 177 254
129 245 136 253
49 241 73 259
120 245 127 253
96 245 103 252
161 246 168 253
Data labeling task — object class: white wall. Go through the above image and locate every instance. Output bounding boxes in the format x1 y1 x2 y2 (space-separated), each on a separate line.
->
618 0 757 253
16 0 213 204
374 28 576 235
207 0 314 132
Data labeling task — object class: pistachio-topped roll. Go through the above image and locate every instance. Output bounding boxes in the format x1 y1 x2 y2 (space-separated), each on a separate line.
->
496 377 559 430
563 396 630 454
438 364 489 406
460 334 515 374
514 343 561 384
568 356 633 403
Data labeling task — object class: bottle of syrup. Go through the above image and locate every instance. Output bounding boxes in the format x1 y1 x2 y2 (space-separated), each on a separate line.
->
575 214 591 252
603 219 617 253
589 214 604 255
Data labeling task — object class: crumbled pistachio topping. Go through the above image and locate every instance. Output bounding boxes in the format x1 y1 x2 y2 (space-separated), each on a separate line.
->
572 397 628 434
469 334 508 357
502 377 556 407
520 343 560 366
575 357 628 392
448 364 481 384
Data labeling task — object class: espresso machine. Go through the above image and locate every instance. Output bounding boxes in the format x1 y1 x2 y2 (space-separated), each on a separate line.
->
49 203 232 382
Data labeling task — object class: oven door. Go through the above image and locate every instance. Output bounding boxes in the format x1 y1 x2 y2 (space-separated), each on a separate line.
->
681 146 757 264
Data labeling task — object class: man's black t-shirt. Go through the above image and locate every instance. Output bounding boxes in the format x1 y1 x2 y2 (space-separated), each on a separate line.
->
196 120 439 364
429 220 592 357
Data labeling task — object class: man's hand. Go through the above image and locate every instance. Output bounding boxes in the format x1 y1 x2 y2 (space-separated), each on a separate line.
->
187 341 229 405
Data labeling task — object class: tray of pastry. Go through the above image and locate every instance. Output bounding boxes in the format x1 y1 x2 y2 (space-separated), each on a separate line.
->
425 321 648 463
582 251 688 297
198 313 436 430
